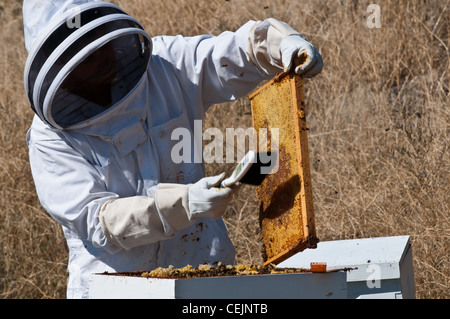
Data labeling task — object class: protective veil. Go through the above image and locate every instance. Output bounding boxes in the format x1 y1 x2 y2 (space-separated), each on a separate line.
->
24 0 152 130
24 0 319 298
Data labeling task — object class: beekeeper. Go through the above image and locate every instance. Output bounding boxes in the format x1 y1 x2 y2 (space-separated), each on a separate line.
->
23 0 323 298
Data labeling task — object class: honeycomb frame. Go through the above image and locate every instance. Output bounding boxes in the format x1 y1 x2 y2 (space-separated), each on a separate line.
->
249 72 318 266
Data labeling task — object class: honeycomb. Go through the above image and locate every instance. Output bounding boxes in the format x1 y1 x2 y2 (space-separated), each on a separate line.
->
249 73 318 265
111 263 311 279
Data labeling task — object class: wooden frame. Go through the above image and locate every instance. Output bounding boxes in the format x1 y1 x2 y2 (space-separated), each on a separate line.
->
249 72 318 266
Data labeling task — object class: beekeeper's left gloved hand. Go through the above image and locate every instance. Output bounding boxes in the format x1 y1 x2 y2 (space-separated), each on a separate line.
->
188 173 236 220
99 173 238 251
280 34 323 78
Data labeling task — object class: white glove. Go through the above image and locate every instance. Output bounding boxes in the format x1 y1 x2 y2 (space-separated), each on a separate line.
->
280 34 323 78
99 173 236 250
188 173 236 220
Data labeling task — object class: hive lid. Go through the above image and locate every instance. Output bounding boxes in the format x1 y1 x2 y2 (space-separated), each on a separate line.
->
249 72 318 266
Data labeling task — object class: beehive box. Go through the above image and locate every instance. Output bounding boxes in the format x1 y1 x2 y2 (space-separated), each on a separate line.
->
279 236 416 299
88 264 348 299
249 73 318 266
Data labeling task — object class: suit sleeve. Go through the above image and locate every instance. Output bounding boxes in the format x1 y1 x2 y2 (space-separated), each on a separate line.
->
28 134 197 252
155 19 301 108
28 136 119 252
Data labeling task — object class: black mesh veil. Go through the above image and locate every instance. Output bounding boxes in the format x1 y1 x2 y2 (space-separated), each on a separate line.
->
25 3 152 129
47 30 151 128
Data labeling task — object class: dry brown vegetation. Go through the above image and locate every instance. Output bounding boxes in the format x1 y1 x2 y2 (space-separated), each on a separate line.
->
0 0 448 299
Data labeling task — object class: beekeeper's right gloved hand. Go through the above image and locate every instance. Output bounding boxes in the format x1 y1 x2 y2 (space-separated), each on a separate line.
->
246 18 323 78
280 34 323 78
99 173 237 251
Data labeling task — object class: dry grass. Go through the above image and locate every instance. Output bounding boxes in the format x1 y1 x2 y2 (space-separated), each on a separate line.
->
0 0 448 298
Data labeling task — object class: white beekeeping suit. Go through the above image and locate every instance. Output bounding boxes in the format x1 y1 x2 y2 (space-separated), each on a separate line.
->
23 0 322 298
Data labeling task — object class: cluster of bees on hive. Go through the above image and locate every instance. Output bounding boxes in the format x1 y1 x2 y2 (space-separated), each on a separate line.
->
139 263 308 279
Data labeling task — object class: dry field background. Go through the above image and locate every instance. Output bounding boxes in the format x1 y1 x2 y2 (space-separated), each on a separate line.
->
0 0 448 298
